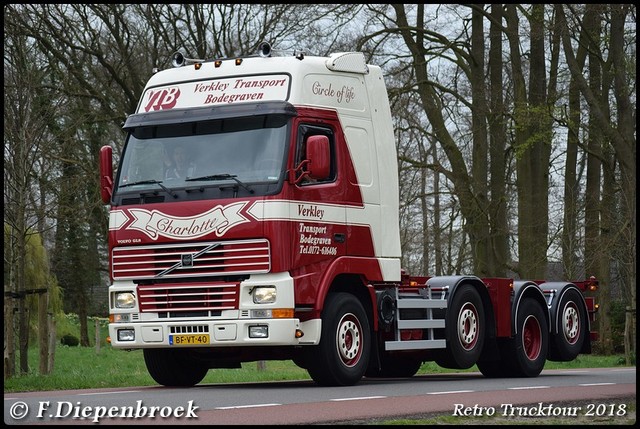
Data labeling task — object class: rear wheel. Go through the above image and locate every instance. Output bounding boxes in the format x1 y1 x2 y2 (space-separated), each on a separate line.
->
477 341 512 378
549 288 586 361
436 285 485 369
477 358 504 378
478 298 549 378
510 298 549 377
305 293 371 386
143 348 208 387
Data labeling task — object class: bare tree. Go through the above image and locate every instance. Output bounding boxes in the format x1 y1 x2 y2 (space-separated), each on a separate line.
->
555 3 636 363
358 4 511 277
4 18 63 376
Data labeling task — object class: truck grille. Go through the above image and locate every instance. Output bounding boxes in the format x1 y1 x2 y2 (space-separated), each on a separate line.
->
112 239 270 280
137 282 238 314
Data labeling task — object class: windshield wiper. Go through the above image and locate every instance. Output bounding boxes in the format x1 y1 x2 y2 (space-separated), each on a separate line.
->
119 179 178 199
185 174 254 194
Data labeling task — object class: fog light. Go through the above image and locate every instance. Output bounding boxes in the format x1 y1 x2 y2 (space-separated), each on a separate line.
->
117 329 135 341
249 325 268 338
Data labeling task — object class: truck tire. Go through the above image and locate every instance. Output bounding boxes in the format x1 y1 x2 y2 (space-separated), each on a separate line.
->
476 357 504 378
143 348 208 387
436 284 485 369
305 292 371 386
365 353 422 378
509 297 549 377
476 340 513 378
549 288 586 361
291 350 309 370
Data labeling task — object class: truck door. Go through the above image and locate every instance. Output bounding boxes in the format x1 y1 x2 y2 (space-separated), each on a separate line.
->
290 124 347 269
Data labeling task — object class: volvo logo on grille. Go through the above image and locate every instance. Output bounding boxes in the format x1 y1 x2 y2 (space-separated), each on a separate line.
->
156 243 220 277
181 253 194 267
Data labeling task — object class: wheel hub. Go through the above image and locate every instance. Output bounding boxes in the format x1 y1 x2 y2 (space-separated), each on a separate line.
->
337 314 361 366
522 314 542 360
458 304 478 350
562 304 580 344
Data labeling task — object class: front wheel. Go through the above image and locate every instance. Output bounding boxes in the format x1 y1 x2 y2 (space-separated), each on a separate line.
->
305 293 371 386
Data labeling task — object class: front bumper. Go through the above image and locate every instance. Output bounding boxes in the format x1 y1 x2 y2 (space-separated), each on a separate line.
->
109 318 302 348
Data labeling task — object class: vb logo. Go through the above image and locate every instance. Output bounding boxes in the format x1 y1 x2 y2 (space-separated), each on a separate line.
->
144 87 181 111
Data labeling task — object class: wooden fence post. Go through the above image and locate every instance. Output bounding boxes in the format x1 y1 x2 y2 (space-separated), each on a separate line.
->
95 318 101 354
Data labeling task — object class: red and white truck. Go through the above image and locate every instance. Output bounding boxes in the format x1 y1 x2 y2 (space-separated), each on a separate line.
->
99 42 598 387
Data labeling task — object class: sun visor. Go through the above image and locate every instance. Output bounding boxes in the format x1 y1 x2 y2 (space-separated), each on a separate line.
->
123 101 297 129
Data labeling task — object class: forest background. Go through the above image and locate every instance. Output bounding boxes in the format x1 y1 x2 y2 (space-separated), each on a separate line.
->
3 4 636 379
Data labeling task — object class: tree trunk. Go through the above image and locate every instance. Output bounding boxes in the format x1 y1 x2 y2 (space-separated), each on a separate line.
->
431 142 442 276
470 6 490 277
48 315 56 373
609 4 636 366
488 3 509 277
598 152 616 354
562 74 581 280
506 4 551 279
419 138 430 276
4 294 15 379
17 196 29 376
39 290 50 374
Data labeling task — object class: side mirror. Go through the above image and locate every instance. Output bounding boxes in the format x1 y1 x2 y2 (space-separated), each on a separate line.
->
306 135 330 180
99 145 113 204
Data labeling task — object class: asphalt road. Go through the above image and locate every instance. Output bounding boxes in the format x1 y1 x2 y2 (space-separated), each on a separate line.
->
4 367 635 425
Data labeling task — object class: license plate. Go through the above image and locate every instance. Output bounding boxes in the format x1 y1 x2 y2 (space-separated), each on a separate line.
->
169 334 210 346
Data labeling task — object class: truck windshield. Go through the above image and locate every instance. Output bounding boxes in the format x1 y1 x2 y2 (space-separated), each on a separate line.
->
115 114 289 197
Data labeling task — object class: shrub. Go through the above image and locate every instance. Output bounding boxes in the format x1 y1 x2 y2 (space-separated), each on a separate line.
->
60 334 79 346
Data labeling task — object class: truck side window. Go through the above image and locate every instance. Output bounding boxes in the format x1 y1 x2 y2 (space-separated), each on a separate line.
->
295 125 335 185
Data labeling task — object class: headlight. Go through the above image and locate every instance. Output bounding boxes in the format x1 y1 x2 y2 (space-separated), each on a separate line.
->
115 292 136 309
252 286 276 304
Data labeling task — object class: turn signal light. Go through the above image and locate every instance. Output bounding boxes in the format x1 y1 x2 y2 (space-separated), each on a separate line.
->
272 308 294 318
